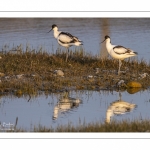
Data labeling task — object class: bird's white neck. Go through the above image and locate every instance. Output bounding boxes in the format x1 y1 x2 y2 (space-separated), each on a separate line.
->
105 38 113 54
53 27 60 39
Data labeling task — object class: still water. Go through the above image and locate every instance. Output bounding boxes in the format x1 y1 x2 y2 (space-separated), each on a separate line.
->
0 18 150 131
0 90 150 131
0 18 150 61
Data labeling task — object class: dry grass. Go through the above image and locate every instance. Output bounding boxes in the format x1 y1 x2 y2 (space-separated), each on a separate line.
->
0 45 150 95
13 119 150 132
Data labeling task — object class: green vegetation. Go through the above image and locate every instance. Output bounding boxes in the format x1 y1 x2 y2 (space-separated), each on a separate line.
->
13 119 150 132
0 45 150 95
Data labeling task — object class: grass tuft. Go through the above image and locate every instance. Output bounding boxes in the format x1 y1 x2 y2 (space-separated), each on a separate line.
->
0 45 149 95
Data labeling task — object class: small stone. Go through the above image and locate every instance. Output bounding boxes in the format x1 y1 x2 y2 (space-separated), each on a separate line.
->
117 80 125 87
139 73 149 79
87 75 93 79
127 81 142 88
54 70 64 77
4 76 10 80
87 75 94 82
16 74 24 79
31 74 36 77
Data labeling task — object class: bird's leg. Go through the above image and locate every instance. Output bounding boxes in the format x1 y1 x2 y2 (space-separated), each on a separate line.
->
119 91 122 101
56 45 60 54
118 60 122 75
65 48 69 62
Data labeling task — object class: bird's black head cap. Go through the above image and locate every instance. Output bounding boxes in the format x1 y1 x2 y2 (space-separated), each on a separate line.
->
100 35 111 44
47 24 58 33
52 24 57 29
105 35 110 39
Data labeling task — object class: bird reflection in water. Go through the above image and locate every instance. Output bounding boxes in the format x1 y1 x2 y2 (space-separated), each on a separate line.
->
53 91 82 120
106 92 137 123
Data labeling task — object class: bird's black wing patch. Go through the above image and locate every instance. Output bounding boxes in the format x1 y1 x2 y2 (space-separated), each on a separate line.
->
113 45 131 55
59 32 74 39
58 32 80 44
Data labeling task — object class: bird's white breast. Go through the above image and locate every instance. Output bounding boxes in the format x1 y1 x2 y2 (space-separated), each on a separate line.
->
54 30 61 39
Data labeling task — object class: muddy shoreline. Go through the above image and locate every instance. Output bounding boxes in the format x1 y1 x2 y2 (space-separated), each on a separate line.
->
0 49 149 96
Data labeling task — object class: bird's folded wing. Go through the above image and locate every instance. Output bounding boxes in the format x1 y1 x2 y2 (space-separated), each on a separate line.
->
58 32 74 43
113 45 132 54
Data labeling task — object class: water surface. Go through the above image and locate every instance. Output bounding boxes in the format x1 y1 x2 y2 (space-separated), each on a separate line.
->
0 89 150 131
0 18 150 61
0 18 150 131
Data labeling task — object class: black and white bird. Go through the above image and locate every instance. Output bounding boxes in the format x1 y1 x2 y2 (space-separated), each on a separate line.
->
52 91 82 120
101 35 138 75
48 24 83 62
106 92 136 123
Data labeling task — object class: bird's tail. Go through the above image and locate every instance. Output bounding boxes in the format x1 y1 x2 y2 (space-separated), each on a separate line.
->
74 40 83 46
79 39 83 45
134 52 138 55
73 37 83 46
128 48 138 55
79 40 83 45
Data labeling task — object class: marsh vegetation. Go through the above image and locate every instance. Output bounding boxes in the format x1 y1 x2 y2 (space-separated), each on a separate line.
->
12 119 150 132
0 46 149 96
0 46 150 132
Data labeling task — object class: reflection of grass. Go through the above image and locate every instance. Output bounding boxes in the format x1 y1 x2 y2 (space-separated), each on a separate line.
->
13 119 150 132
0 45 150 95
